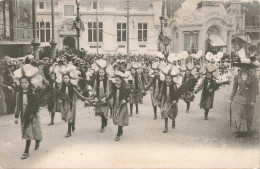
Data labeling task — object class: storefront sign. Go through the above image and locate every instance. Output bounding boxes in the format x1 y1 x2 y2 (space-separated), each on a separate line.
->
197 1 220 8
202 1 220 7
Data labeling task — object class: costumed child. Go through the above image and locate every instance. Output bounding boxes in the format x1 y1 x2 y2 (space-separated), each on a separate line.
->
91 59 113 133
105 70 131 141
157 65 180 133
128 61 145 116
145 62 162 120
13 64 43 160
181 63 198 113
46 64 61 125
194 52 229 120
56 64 87 137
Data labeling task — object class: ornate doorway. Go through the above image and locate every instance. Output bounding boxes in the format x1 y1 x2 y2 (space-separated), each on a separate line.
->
63 36 75 49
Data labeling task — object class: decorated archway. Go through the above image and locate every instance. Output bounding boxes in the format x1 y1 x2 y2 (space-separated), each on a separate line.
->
63 37 75 49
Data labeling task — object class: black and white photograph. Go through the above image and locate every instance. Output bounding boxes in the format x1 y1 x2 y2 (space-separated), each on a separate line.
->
0 0 259 168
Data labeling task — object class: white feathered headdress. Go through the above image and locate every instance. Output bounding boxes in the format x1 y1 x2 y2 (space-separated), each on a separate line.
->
55 63 81 85
13 64 44 88
92 59 114 76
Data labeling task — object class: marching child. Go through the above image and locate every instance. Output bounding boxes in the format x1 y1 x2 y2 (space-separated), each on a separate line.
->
14 64 43 160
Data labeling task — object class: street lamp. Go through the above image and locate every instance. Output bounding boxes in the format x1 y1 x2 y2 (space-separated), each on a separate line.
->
49 0 57 60
158 15 165 51
31 0 41 60
74 0 84 51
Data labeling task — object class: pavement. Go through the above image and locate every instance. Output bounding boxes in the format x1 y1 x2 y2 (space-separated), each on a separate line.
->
0 85 259 168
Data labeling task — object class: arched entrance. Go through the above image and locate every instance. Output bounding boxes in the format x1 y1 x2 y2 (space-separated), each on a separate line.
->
207 25 226 53
63 37 75 49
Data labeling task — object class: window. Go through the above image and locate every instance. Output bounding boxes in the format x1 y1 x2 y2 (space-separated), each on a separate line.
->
93 1 97 9
117 23 126 42
64 5 74 16
37 22 51 43
88 22 103 42
39 2 45 9
138 23 147 42
184 31 199 53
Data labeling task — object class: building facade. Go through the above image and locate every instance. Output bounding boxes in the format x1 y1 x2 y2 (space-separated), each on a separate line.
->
165 0 233 55
36 0 162 55
0 0 33 58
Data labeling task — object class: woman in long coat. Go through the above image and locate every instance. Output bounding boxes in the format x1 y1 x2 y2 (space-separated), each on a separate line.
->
59 74 86 138
93 68 110 133
105 71 130 141
229 55 258 137
15 77 42 160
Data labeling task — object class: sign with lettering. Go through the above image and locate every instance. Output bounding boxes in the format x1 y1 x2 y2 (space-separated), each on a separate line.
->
197 1 220 8
202 1 220 7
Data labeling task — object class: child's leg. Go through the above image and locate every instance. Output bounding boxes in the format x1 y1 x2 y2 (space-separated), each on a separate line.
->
24 140 31 154
153 106 157 119
163 118 168 133
129 103 133 116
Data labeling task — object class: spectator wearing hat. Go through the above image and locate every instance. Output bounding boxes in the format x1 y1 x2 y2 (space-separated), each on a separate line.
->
229 48 259 137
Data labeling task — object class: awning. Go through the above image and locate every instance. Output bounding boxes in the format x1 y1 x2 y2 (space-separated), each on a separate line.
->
210 35 227 47
236 35 252 43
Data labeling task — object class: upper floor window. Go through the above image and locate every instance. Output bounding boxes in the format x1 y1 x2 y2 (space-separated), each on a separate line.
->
93 1 97 9
183 31 199 53
138 23 147 42
64 5 74 16
88 22 103 42
117 23 126 42
37 22 51 43
39 1 45 9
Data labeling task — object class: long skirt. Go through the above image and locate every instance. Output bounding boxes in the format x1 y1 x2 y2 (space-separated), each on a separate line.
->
61 100 76 124
181 91 194 103
151 93 159 107
0 87 7 115
232 102 254 132
21 113 43 140
129 93 143 104
47 98 61 113
95 104 109 119
199 93 214 109
112 103 129 126
161 103 178 120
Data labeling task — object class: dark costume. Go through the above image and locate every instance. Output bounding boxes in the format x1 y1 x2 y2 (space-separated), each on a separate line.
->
46 80 61 125
195 77 219 110
145 76 162 119
158 82 178 120
58 82 85 136
106 83 130 126
15 90 42 140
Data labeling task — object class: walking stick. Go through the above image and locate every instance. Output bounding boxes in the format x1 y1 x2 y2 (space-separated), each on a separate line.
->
229 102 232 129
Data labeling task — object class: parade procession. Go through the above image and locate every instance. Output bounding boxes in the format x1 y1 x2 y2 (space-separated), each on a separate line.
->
0 0 259 168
